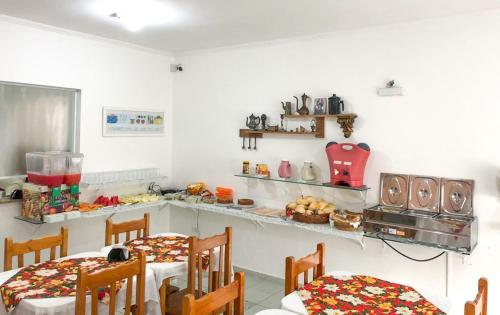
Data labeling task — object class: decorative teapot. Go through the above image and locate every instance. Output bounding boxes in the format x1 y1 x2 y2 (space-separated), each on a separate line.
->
281 101 292 115
328 94 344 115
295 93 310 116
246 113 261 130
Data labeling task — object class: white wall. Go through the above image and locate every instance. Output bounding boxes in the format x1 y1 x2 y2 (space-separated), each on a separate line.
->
0 17 173 268
0 16 174 174
172 9 500 313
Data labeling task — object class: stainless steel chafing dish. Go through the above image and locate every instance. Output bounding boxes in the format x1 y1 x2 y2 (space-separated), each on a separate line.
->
363 173 478 254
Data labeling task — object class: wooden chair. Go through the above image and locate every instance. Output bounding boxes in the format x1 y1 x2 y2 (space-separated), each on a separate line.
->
285 243 325 295
105 213 150 246
465 278 488 315
182 272 244 315
75 251 147 315
166 226 233 315
4 226 68 271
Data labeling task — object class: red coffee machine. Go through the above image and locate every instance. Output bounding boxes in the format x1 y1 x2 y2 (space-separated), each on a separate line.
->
325 142 370 187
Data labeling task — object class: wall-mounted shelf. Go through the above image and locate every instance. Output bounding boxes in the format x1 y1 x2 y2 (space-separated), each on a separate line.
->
14 200 168 225
234 174 370 192
239 129 319 138
238 113 358 142
167 199 364 247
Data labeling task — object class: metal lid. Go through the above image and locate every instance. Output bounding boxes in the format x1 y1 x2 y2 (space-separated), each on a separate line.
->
440 178 474 216
408 175 440 213
379 173 409 208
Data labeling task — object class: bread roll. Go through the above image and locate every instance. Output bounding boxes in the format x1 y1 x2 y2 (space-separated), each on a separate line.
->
297 198 309 206
295 206 306 214
306 196 316 204
319 202 328 210
286 202 297 210
309 201 320 210
323 207 334 214
295 205 306 212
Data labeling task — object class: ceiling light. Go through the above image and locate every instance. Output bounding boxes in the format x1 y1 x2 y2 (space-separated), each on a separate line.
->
94 0 173 32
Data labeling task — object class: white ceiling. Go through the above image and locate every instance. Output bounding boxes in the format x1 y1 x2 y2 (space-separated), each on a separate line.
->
1 0 500 53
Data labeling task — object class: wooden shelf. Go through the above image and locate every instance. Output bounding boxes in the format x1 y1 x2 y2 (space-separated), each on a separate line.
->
239 113 358 141
284 114 336 119
239 129 319 138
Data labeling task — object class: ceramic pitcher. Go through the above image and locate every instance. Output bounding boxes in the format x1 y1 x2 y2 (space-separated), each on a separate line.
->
278 160 292 179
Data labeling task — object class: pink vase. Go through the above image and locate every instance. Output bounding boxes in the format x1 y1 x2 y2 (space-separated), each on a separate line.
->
278 160 292 179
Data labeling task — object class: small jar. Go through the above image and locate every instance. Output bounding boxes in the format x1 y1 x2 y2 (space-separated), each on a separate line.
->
301 161 316 181
242 161 250 174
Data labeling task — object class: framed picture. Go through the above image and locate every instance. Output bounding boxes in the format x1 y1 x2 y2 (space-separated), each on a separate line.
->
313 98 327 115
102 107 165 137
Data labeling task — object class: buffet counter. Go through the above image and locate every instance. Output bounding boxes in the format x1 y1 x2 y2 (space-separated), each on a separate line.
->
166 200 364 246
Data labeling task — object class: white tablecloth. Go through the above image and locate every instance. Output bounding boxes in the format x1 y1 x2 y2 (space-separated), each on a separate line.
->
281 271 454 314
101 233 222 289
0 252 161 315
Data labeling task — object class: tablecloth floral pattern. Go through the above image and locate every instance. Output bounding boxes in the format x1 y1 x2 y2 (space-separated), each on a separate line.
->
0 257 123 312
125 236 209 268
298 275 446 315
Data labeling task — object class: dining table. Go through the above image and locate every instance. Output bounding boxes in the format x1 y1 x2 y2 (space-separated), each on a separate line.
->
256 310 296 315
0 251 162 315
281 271 454 315
100 232 223 289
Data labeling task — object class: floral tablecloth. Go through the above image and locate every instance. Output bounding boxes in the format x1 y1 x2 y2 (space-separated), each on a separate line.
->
125 236 209 268
298 275 446 315
0 257 123 313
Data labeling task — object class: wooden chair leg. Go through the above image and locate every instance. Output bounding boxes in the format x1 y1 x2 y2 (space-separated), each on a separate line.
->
160 278 171 315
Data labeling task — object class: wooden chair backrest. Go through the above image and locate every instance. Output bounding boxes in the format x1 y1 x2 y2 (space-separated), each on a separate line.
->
285 243 325 295
4 226 68 271
465 278 488 315
75 251 146 315
105 213 150 246
187 227 232 308
182 272 244 315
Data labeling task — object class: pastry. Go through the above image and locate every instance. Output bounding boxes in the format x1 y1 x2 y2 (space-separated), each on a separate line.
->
296 198 309 206
217 197 233 204
238 199 254 206
187 183 205 195
309 201 320 210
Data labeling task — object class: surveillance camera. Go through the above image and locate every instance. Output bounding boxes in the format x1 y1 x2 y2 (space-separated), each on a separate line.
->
170 64 184 72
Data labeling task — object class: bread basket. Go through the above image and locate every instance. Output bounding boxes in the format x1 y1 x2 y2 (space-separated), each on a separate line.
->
293 212 330 224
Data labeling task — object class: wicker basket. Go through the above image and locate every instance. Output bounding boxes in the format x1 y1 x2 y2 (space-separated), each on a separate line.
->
293 212 330 224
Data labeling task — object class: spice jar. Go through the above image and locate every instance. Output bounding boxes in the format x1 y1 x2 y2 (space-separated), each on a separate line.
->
242 161 250 174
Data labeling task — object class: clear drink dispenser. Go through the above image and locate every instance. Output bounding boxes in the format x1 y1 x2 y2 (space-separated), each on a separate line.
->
64 153 84 186
26 152 67 187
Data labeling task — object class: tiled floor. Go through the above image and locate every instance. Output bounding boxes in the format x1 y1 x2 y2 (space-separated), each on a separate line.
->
173 267 285 314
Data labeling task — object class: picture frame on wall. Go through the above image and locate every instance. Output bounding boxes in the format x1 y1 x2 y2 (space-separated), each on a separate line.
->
102 107 165 137
313 98 327 115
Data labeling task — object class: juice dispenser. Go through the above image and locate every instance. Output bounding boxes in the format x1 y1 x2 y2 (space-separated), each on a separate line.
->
26 152 67 187
64 153 84 186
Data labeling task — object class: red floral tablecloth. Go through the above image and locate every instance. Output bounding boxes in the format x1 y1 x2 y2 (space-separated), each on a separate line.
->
125 236 209 268
0 257 123 312
298 275 446 315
